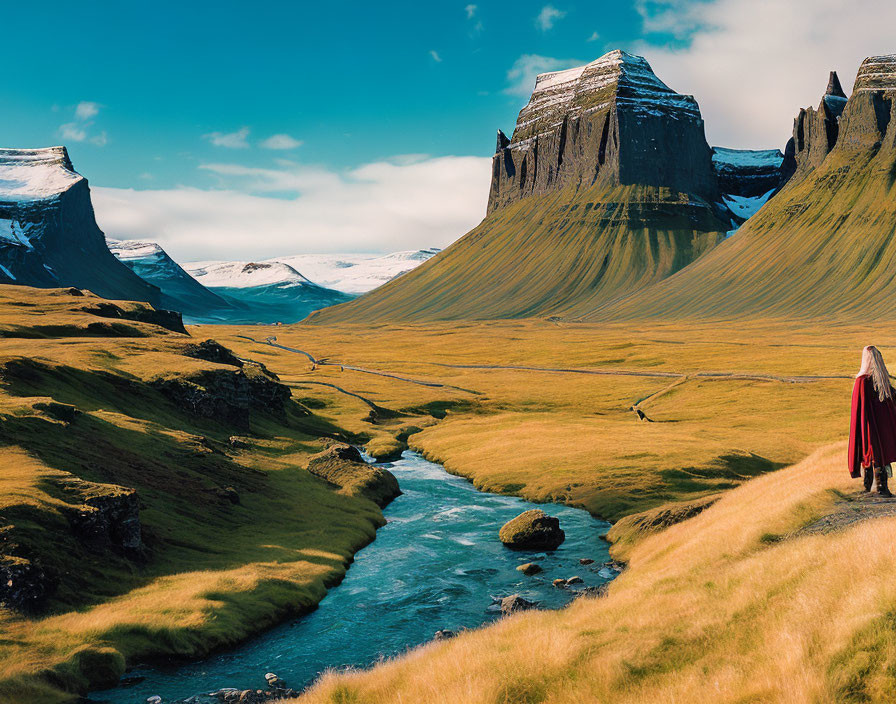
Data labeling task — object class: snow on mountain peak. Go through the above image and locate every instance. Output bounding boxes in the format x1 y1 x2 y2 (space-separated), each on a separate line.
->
0 147 82 203
184 259 317 289
107 239 165 260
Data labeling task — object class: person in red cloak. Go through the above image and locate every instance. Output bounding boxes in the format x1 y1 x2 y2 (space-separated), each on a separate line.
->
849 345 896 497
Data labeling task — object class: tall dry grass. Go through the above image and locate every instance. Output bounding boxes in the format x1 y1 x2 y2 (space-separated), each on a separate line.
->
294 443 896 703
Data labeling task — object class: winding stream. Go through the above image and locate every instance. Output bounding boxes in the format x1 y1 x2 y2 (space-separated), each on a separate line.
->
89 452 613 703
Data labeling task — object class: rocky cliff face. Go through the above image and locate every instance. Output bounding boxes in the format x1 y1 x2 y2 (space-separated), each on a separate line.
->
0 147 160 304
488 49 720 214
781 71 849 182
836 55 896 152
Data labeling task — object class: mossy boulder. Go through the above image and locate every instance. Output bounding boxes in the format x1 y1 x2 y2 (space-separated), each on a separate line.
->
306 443 401 508
499 509 565 550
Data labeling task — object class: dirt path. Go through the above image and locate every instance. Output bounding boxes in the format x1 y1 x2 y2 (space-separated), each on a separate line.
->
237 335 481 395
796 492 896 536
427 363 850 384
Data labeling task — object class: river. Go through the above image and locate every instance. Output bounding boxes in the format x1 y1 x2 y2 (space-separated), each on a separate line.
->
89 452 614 703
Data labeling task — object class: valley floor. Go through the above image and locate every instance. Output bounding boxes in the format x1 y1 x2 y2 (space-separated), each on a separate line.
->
0 296 890 703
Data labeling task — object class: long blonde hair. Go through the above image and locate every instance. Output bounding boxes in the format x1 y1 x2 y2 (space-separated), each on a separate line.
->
858 345 894 401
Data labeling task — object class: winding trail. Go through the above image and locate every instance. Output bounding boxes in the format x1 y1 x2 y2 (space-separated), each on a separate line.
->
236 335 481 395
284 380 384 413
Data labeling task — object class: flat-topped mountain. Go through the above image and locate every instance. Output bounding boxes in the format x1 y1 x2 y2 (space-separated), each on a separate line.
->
0 147 160 304
310 50 732 323
488 49 721 213
595 54 896 321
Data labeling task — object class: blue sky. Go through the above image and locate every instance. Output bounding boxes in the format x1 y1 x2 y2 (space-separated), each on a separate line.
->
2 1 657 191
2 0 891 260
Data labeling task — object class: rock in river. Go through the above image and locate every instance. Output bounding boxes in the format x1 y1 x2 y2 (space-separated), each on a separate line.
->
500 594 538 615
516 562 543 576
499 509 565 550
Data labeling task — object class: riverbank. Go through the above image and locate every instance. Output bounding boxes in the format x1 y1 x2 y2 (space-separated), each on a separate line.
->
89 453 615 703
292 443 896 703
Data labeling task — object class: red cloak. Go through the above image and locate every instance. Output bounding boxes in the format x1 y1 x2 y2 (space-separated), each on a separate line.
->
848 374 896 477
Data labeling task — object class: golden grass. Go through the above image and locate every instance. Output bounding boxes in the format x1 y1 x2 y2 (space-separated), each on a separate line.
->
293 443 896 704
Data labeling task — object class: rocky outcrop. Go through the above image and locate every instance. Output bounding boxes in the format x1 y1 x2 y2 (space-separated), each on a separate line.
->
499 509 565 550
0 147 161 304
0 557 52 612
81 300 186 335
305 443 401 508
488 49 720 214
153 353 292 429
781 71 849 182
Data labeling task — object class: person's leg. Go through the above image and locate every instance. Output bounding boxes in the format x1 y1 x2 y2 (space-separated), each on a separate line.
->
876 466 894 498
864 466 874 491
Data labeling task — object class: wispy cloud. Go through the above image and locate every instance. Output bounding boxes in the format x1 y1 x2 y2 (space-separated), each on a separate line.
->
505 54 583 96
58 102 107 146
465 4 477 19
74 101 100 120
92 155 492 261
260 134 303 150
429 49 443 62
587 31 600 41
536 5 566 31
203 126 251 149
465 3 484 33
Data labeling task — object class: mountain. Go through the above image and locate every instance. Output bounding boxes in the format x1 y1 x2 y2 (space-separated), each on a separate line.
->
270 249 440 294
107 239 237 321
183 259 352 324
309 49 732 323
711 147 784 224
0 147 160 304
593 55 896 321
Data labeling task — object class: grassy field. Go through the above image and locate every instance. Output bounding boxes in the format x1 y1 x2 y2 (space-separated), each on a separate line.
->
1 286 891 702
0 287 419 703
211 319 882 523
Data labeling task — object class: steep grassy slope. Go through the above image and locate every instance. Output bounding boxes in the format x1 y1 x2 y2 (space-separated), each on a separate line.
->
593 57 896 322
307 184 726 323
294 443 896 704
0 285 420 703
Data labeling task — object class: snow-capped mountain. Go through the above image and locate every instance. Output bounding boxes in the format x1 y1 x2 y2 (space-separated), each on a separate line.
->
183 259 352 324
711 147 785 226
268 249 440 294
0 147 159 304
107 239 235 320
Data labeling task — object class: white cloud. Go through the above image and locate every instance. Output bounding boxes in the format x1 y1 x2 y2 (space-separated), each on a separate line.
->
430 49 443 63
260 133 303 150
536 5 566 31
58 102 106 146
59 123 87 142
75 101 101 120
203 126 251 149
465 4 477 19
91 155 492 261
505 54 584 96
634 0 896 149
587 31 600 42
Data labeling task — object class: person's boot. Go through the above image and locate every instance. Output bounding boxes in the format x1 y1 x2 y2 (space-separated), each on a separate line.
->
876 467 894 498
864 466 874 492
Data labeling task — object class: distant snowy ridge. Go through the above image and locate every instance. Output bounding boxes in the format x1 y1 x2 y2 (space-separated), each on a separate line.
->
183 260 319 289
269 249 440 294
182 249 439 295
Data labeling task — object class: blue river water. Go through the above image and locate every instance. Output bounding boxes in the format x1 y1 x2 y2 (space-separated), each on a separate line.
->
89 452 613 703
